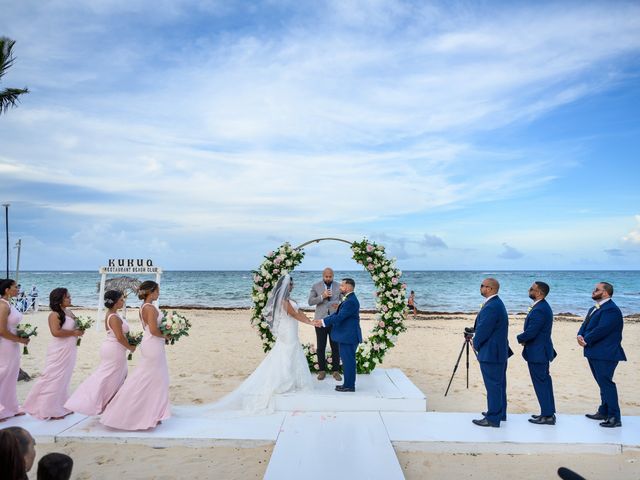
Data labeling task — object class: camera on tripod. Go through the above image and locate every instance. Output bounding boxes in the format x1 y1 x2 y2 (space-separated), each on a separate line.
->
464 327 475 339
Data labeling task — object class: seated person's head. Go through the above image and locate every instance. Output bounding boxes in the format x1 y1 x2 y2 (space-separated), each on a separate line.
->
0 429 27 480
3 426 36 472
37 453 73 480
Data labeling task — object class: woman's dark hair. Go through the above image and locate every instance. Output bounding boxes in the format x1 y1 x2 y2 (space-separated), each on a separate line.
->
0 429 27 480
37 453 73 480
104 290 124 309
0 278 16 297
137 280 159 300
2 427 33 459
49 288 69 328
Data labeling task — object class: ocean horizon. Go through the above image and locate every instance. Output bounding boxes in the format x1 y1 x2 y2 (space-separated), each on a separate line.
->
10 270 640 316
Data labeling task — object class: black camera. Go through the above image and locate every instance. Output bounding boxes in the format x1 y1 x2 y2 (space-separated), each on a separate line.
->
464 327 475 338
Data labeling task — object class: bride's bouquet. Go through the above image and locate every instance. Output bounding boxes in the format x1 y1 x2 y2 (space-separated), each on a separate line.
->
74 315 95 346
16 323 38 355
125 331 144 360
160 310 191 345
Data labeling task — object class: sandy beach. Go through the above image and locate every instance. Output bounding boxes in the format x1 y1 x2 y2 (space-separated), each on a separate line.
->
14 308 640 479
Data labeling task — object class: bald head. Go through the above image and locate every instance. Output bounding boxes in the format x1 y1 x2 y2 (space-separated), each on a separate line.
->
480 278 500 298
322 268 334 284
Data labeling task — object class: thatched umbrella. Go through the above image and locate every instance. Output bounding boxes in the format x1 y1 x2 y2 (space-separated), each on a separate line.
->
97 276 142 319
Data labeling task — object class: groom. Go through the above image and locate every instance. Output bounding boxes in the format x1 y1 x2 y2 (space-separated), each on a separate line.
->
314 278 362 392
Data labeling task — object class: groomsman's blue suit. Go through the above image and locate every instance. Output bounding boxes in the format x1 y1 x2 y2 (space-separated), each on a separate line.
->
578 299 626 421
323 292 362 389
473 296 511 425
516 299 557 417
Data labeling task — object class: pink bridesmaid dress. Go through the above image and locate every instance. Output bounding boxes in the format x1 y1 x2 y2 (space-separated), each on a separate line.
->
64 313 129 415
0 298 23 420
100 304 170 430
22 313 78 419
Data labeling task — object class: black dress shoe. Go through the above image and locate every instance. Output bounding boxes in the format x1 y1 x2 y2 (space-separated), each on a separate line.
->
335 385 355 392
585 412 607 420
599 417 622 428
472 418 499 428
528 415 556 425
531 414 540 419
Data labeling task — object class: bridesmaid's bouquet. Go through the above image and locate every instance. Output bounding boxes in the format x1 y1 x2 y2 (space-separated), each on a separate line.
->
74 315 95 346
160 310 191 345
125 331 144 360
16 323 38 355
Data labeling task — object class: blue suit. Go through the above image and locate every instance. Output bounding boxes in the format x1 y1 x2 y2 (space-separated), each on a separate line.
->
473 296 511 425
578 299 626 420
324 292 362 389
516 299 557 416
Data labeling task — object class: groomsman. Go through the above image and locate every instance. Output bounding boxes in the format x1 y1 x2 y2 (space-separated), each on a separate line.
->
517 281 557 425
472 278 511 428
308 268 342 381
577 282 627 428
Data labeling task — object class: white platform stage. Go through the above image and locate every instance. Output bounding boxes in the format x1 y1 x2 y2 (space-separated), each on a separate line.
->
273 368 426 412
5 369 640 479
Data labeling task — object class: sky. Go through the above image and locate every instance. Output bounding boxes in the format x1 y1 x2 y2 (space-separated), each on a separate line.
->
1 0 639 271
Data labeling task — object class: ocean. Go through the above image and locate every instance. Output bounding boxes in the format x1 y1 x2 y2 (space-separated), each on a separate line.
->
11 270 640 316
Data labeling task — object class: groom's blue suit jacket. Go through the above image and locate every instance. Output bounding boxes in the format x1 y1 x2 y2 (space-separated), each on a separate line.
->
324 292 362 345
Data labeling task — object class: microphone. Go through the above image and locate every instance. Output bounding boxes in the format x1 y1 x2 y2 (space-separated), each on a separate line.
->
557 467 586 480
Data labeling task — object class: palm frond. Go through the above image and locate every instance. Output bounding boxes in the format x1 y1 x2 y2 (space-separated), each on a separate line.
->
0 37 17 81
0 87 29 114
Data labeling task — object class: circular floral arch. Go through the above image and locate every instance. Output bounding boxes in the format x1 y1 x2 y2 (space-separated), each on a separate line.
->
251 238 407 374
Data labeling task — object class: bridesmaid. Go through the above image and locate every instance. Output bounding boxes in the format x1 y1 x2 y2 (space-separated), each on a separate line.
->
65 290 135 415
100 281 170 430
0 279 29 422
22 288 84 420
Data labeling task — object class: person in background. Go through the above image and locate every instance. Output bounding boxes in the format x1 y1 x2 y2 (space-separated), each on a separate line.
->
0 428 28 480
100 281 171 430
37 453 73 480
577 282 626 428
472 278 512 428
308 268 342 381
65 290 134 415
517 281 557 425
0 278 29 422
30 286 39 312
22 288 83 420
1 427 36 474
407 290 417 318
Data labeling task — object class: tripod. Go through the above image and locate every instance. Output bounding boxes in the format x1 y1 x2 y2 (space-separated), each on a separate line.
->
444 333 477 396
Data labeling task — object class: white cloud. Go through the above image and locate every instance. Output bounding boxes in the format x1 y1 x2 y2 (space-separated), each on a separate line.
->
1 1 639 268
623 215 640 244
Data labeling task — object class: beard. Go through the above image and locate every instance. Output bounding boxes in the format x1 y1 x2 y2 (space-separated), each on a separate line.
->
529 293 536 301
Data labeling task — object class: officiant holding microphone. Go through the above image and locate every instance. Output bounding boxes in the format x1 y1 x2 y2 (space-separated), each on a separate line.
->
308 268 342 381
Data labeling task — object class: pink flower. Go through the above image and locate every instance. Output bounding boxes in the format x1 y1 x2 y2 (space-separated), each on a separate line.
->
267 251 274 257
264 283 270 289
382 305 388 312
274 257 282 265
314 364 320 369
368 263 374 270
378 321 385 327
366 244 374 252
258 286 264 292
391 289 398 296
391 277 398 285
273 268 279 274
254 275 260 282
367 256 373 262
402 283 407 289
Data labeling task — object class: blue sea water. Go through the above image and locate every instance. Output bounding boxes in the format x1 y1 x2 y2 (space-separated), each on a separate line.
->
12 270 640 315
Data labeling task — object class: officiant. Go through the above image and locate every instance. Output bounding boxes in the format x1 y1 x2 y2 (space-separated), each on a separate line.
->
308 268 342 381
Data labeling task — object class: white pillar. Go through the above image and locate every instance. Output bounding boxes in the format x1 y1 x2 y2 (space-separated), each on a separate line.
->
97 270 107 331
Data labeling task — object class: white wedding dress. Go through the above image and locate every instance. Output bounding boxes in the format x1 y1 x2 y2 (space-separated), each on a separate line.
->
177 276 313 416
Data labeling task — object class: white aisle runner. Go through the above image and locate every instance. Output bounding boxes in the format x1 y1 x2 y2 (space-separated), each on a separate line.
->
264 412 404 480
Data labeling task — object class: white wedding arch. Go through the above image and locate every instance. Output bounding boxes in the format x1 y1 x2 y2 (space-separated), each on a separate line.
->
250 238 407 373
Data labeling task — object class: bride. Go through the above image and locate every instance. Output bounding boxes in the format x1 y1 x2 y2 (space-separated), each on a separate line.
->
199 274 315 414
